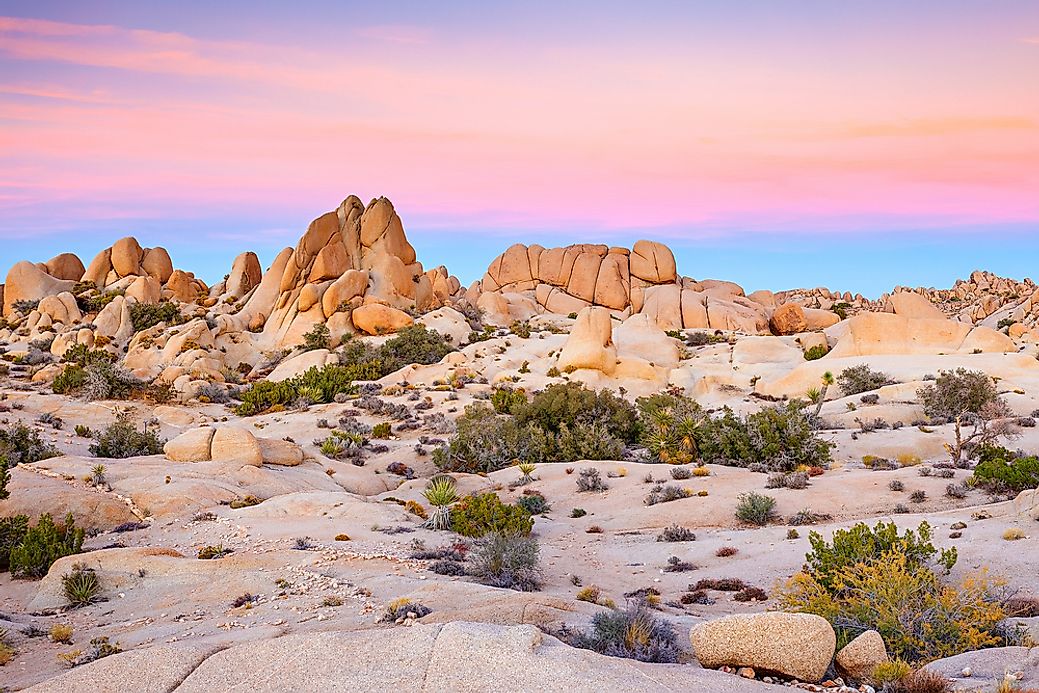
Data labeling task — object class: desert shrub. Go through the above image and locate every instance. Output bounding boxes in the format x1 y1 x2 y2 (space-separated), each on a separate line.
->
197 544 231 559
945 482 968 499
380 597 432 622
129 301 183 332
715 546 738 557
804 345 828 361
371 422 391 439
910 489 927 503
234 364 358 415
58 636 122 667
778 549 1008 664
637 392 706 464
889 479 905 491
491 387 527 414
89 418 165 458
576 467 609 492
62 564 102 607
52 365 87 395
645 484 691 505
837 364 895 396
49 623 74 644
467 532 542 591
971 446 1039 493
766 471 809 489
0 515 30 571
735 492 777 526
696 402 832 471
788 508 832 526
802 521 957 590
450 493 533 538
516 491 550 515
917 368 1000 420
1003 528 1025 541
514 382 639 442
557 421 625 461
0 423 60 466
670 466 692 480
301 323 330 351
378 325 454 372
657 524 695 542
11 298 40 313
559 600 680 663
9 513 84 579
433 404 551 473
692 577 748 591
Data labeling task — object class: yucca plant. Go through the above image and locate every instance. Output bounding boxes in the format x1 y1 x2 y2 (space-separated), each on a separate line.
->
422 475 458 530
62 563 101 607
517 462 536 484
89 464 107 488
642 408 699 464
814 371 834 420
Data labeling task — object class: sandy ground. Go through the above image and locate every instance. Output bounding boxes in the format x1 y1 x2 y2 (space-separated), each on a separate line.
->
2 331 1039 690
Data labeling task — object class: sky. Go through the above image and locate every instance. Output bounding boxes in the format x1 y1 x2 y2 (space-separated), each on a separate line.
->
1 1 1037 298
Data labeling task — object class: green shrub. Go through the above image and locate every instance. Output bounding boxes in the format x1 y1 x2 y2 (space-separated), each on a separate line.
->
62 564 102 607
637 392 706 464
917 368 1000 419
129 301 183 332
491 387 528 414
515 382 639 442
377 325 454 372
467 531 542 591
692 401 833 471
0 423 59 467
0 459 9 501
89 418 165 458
804 345 829 361
52 365 87 395
778 549 1007 664
301 323 331 351
734 492 777 526
450 493 533 538
433 404 552 473
837 364 894 395
516 492 550 515
371 422 391 439
556 421 624 461
971 446 1039 493
802 520 956 591
9 513 84 579
0 515 29 571
559 600 680 663
234 364 359 415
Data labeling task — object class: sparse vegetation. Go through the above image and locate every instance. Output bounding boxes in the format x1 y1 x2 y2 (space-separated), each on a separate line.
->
467 532 542 591
450 492 533 538
837 364 895 396
558 599 680 663
735 492 777 526
88 417 165 458
9 513 84 579
62 563 102 607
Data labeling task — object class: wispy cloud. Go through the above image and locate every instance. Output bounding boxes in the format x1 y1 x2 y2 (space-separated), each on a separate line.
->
354 24 431 45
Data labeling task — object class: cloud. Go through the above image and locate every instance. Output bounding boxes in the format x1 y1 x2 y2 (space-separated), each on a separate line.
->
839 117 1035 138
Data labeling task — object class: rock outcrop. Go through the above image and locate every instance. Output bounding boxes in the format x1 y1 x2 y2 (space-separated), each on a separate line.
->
690 612 837 682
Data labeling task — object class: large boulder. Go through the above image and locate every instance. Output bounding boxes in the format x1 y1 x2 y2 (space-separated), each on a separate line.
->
111 236 144 277
352 303 413 335
835 630 888 681
557 307 617 374
770 302 808 335
690 612 836 682
226 251 262 298
827 313 1015 357
886 291 946 320
141 247 174 283
2 261 76 316
210 428 263 466
629 239 677 283
164 428 215 462
44 253 85 281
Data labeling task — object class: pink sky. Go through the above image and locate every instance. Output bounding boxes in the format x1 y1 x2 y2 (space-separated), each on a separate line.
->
1 4 1038 291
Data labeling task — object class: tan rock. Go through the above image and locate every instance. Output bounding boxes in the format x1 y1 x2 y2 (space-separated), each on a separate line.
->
629 240 677 283
557 306 617 375
111 236 144 277
614 314 679 370
690 612 836 682
309 242 350 282
321 269 368 318
593 252 630 310
82 248 113 286
210 428 262 466
125 275 161 305
638 284 683 331
887 291 946 320
2 261 76 316
835 630 888 680
771 303 808 335
360 197 416 264
680 289 710 329
141 247 174 283
165 270 201 303
164 428 215 462
297 283 322 312
803 307 841 330
226 252 263 298
565 250 605 303
44 253 85 281
488 243 536 288
258 437 304 466
352 303 414 335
